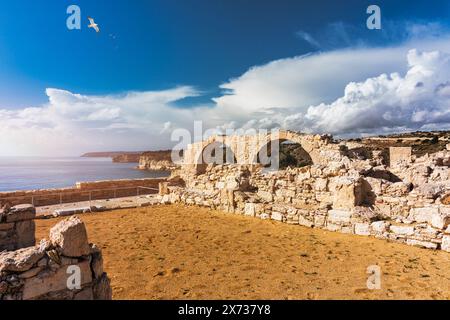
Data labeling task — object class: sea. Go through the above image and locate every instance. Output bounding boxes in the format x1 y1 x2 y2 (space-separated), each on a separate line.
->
0 157 171 192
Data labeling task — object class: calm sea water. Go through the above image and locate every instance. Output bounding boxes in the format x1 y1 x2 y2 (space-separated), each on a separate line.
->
0 157 170 192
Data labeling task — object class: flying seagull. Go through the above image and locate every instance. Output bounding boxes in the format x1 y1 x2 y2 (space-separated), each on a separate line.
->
88 17 100 33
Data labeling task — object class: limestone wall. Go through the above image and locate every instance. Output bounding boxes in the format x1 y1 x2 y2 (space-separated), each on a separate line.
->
0 205 36 251
183 131 342 170
163 146 450 253
0 215 112 300
0 178 167 207
389 147 412 168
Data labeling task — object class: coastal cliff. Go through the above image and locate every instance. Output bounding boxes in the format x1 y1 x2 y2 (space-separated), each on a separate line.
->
138 150 179 171
112 154 141 163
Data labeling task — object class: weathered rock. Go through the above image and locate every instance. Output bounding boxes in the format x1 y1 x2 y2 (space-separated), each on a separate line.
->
74 287 94 300
295 215 311 228
354 223 371 236
371 221 389 234
244 203 256 217
390 225 415 236
271 212 284 222
15 220 35 248
442 235 450 252
0 246 44 272
406 239 438 250
22 261 92 300
92 273 112 300
328 210 352 224
90 245 104 279
49 216 90 257
5 204 36 223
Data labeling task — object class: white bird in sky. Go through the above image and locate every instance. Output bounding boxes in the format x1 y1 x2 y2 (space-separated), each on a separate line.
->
88 17 100 33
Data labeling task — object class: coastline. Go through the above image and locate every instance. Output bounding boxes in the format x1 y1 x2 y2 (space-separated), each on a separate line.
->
0 156 170 192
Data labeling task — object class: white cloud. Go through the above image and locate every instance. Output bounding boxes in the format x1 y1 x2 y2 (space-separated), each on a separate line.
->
232 49 450 136
3 25 450 155
0 87 202 156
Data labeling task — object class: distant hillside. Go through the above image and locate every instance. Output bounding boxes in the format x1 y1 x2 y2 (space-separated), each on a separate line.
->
351 130 450 157
81 151 143 158
140 150 174 162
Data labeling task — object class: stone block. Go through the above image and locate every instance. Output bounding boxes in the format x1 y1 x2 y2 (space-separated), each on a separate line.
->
442 235 450 252
409 207 438 224
314 178 328 192
22 261 92 300
74 287 94 300
5 205 36 223
354 223 371 236
430 214 450 230
271 212 284 222
244 203 256 217
331 179 359 210
15 220 36 249
257 190 273 202
328 209 353 224
93 273 112 300
314 215 326 228
390 225 415 236
371 221 389 234
406 239 438 250
0 246 45 272
389 147 411 168
50 216 90 257
325 223 341 232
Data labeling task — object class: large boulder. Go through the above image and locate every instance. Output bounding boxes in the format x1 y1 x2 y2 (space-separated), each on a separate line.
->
49 216 90 257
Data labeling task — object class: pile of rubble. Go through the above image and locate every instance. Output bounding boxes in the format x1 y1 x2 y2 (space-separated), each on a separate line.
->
160 143 450 252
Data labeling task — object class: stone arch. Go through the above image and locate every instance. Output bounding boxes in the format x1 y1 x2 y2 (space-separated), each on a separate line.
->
194 138 237 174
253 131 331 166
183 130 332 172
253 136 314 169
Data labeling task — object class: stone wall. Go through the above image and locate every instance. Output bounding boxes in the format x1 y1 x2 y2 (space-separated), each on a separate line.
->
183 131 343 173
389 147 412 168
0 205 36 252
163 145 450 253
0 178 167 207
0 215 112 300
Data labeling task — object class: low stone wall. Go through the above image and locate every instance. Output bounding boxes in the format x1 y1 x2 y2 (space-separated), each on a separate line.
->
162 145 450 253
0 215 112 300
0 178 167 207
0 205 36 251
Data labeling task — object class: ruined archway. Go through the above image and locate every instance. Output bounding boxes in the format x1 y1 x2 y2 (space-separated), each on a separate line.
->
254 139 314 170
195 141 237 174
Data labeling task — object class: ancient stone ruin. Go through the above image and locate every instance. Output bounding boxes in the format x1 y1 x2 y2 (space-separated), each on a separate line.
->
0 206 111 300
162 130 450 253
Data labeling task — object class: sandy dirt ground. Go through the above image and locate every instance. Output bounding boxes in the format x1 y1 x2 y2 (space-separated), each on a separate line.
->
35 205 450 300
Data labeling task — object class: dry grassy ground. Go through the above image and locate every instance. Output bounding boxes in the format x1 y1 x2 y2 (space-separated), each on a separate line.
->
35 205 450 300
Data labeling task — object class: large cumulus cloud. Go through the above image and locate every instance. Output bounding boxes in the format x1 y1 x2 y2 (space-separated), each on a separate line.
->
3 29 450 155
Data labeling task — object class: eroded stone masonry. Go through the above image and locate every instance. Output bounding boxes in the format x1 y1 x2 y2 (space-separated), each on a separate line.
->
161 131 450 253
0 205 112 300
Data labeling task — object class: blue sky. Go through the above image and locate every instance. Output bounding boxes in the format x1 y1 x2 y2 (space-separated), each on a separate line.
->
1 0 450 108
2 0 450 155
